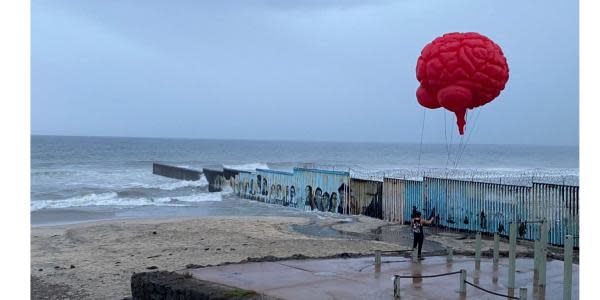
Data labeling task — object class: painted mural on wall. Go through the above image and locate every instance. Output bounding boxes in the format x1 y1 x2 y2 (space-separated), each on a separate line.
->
235 169 300 208
294 168 350 213
349 178 383 219
230 168 578 247
303 184 346 213
234 167 350 212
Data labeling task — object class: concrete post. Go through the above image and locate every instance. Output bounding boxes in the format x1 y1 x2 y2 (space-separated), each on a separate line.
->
519 287 527 300
375 250 381 267
493 233 499 263
393 275 401 298
563 235 573 300
459 269 467 294
539 220 548 286
475 232 482 263
447 247 453 263
508 222 517 289
533 239 539 282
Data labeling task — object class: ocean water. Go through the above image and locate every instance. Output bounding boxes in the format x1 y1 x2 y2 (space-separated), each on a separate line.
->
31 135 578 225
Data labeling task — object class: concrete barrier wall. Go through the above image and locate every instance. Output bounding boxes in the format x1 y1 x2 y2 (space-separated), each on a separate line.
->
152 163 202 181
131 271 273 300
202 168 225 192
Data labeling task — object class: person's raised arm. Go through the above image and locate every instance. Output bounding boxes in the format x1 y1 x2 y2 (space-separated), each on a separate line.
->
421 217 435 225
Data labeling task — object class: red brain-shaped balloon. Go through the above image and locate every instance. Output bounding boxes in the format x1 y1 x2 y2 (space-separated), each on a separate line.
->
416 32 509 134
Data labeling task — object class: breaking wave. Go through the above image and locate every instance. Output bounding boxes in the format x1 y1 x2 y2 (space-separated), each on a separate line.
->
224 163 269 172
30 190 224 211
127 176 209 190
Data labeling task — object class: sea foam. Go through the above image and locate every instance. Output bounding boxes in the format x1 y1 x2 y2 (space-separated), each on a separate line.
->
224 163 269 171
30 189 224 211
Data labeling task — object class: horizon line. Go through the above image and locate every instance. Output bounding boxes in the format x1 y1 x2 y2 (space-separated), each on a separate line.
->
30 133 579 148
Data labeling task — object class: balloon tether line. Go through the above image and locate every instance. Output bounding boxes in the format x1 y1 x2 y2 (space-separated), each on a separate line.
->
444 111 451 169
454 108 483 169
417 109 426 177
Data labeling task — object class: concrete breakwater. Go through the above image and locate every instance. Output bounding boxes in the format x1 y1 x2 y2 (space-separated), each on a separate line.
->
153 163 579 247
152 163 202 181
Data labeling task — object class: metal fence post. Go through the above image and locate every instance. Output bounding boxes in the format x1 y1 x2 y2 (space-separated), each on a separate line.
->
563 235 573 300
519 287 527 300
375 250 381 267
493 233 499 263
475 232 482 263
459 269 467 294
508 222 517 289
534 239 539 282
393 275 401 298
539 220 548 286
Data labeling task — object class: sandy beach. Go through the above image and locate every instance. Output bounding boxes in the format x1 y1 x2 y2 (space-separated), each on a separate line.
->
31 215 399 299
30 211 562 299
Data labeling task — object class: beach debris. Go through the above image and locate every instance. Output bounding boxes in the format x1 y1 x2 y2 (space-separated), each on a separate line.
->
70 265 76 269
416 32 509 134
146 266 158 270
38 268 43 272
147 254 161 259
152 231 157 235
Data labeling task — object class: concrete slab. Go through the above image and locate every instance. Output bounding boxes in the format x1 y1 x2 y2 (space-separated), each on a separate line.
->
186 256 578 300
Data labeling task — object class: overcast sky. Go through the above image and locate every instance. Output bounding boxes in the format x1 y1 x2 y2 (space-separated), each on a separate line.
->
31 0 578 146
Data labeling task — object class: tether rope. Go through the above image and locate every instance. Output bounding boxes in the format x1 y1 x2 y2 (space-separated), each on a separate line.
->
454 108 483 168
394 270 461 279
417 109 426 175
464 280 519 299
450 110 466 169
444 111 450 168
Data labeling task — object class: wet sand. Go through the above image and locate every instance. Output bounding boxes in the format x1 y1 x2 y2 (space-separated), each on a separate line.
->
31 215 396 299
31 201 575 299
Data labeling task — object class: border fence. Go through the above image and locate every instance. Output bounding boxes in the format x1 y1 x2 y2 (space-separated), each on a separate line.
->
227 167 579 247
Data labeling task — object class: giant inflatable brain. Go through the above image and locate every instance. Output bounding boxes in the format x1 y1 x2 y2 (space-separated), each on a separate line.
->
416 32 509 134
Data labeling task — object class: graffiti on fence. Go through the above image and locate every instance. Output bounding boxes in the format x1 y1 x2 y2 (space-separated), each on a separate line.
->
229 167 578 247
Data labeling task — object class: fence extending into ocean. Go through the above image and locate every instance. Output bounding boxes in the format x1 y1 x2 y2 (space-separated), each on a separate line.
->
202 166 579 247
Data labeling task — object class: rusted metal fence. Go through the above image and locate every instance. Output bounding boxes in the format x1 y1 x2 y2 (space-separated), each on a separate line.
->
383 177 404 223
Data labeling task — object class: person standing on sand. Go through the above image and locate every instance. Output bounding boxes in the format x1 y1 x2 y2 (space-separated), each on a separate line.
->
411 211 434 260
